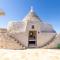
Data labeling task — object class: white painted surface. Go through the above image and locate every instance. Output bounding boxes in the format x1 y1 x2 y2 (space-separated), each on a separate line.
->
0 49 60 60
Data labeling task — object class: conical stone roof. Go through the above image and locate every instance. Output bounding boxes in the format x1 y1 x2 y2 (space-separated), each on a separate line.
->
23 7 42 22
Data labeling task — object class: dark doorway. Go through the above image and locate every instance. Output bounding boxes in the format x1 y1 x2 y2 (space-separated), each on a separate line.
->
29 41 35 44
28 31 37 47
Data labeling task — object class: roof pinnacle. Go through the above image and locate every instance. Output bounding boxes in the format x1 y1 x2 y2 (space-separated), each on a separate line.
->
30 6 34 12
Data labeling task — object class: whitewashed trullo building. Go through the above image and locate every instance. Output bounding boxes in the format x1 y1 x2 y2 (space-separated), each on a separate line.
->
0 8 60 49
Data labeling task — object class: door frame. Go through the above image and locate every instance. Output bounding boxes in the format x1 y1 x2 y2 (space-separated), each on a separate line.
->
28 31 37 47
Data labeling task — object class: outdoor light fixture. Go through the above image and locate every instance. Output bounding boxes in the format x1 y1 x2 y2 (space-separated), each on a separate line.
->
0 9 5 16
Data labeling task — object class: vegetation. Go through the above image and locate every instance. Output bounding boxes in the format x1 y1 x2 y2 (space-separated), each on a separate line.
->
57 44 60 49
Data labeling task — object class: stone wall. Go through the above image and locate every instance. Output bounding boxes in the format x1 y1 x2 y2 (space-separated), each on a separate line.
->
43 34 60 48
37 33 56 48
0 32 25 50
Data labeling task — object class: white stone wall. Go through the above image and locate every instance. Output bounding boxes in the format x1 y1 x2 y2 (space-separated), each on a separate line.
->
43 34 60 48
0 32 23 50
26 20 41 32
37 33 56 47
10 32 28 47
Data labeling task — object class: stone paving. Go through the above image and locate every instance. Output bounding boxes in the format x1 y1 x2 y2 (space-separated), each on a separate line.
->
0 49 60 60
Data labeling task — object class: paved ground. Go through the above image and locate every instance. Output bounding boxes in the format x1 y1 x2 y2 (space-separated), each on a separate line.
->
0 49 60 60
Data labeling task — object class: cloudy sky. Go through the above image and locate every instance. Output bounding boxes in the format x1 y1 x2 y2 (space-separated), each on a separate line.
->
0 0 60 33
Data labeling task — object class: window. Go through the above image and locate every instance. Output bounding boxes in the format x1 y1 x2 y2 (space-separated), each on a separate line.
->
38 31 40 34
29 31 36 40
32 25 34 29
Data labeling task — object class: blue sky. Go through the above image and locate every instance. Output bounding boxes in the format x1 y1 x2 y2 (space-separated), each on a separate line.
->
0 0 60 33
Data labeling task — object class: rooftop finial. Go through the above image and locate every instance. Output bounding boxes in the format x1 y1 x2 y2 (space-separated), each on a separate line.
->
30 6 34 12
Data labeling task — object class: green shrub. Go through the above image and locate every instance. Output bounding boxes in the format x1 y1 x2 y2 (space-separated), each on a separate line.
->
57 44 60 49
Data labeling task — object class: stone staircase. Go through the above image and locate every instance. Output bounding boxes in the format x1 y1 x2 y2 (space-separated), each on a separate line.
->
40 35 56 48
0 32 25 50
7 33 26 49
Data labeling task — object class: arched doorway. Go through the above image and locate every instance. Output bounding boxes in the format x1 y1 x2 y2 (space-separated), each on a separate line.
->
28 31 37 48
